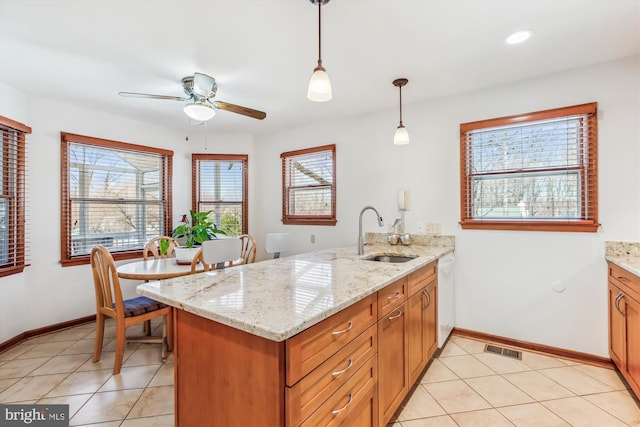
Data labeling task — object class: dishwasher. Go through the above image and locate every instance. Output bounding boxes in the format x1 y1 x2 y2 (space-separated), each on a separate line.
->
437 252 455 348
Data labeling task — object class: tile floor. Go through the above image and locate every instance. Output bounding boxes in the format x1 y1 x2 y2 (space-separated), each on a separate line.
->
0 319 639 426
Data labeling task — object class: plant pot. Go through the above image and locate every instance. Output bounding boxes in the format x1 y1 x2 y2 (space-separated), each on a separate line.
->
174 246 200 264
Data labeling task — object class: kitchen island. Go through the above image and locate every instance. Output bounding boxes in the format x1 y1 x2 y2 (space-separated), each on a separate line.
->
137 239 453 426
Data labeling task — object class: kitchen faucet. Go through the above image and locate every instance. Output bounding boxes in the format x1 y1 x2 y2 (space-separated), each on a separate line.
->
358 206 384 255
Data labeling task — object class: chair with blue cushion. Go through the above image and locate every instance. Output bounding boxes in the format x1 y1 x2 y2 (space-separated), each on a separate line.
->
90 245 173 374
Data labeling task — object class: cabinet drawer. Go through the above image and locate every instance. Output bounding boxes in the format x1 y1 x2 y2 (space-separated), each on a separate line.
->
609 263 640 300
300 355 377 427
286 325 377 426
378 277 407 319
286 294 377 386
408 261 437 297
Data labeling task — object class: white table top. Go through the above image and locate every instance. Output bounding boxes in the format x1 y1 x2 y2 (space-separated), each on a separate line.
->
117 258 202 280
137 243 454 342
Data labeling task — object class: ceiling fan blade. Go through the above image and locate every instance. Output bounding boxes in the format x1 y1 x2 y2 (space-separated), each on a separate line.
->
118 91 189 101
193 73 217 98
214 101 266 120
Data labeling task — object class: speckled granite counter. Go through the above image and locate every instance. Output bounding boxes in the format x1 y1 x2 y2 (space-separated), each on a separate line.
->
605 241 640 277
137 240 453 342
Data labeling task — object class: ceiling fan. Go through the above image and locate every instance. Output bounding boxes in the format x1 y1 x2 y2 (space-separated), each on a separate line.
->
119 72 266 122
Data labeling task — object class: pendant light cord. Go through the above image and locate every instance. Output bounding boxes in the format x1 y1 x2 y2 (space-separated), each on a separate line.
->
317 2 323 67
399 85 403 126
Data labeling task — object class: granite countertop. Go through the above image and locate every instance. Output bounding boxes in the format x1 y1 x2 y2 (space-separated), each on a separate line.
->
136 240 454 342
605 241 640 277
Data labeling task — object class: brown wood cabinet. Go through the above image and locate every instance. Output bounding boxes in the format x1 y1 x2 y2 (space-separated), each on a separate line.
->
408 279 437 385
608 262 640 398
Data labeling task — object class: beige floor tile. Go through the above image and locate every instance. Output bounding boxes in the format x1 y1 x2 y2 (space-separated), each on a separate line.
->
76 349 134 372
99 365 161 392
519 351 569 370
450 408 514 426
400 415 458 426
38 392 94 419
439 355 495 379
450 337 487 354
0 357 51 380
120 414 174 427
0 373 68 402
16 341 75 359
397 385 446 421
421 359 459 384
438 342 468 357
70 420 122 427
127 385 174 418
30 354 92 375
61 338 109 356
70 389 144 425
473 352 531 374
498 402 570 427
40 327 95 343
148 363 174 387
0 343 37 361
423 380 491 414
539 366 614 395
502 371 574 401
46 369 113 397
542 396 628 427
465 375 535 407
122 347 166 368
573 364 629 391
0 377 18 394
584 390 640 425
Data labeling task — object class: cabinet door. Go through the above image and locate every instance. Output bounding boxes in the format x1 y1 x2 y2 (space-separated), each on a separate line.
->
623 293 640 393
424 280 438 361
407 290 426 385
377 302 408 425
609 282 626 368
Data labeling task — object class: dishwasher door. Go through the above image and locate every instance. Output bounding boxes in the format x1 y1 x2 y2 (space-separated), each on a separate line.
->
437 253 455 348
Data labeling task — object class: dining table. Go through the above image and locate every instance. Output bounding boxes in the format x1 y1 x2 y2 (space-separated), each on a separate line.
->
116 257 203 281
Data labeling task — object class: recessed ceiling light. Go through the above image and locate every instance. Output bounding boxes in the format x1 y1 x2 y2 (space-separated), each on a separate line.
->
505 29 534 45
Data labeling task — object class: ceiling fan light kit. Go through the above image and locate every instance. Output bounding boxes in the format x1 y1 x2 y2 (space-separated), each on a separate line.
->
184 101 215 122
393 78 410 145
308 0 332 102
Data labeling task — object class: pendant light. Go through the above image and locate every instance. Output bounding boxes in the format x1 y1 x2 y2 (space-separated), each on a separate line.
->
393 78 410 145
307 0 332 102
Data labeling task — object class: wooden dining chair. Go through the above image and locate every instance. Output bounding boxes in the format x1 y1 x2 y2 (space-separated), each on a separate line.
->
239 234 257 264
90 245 173 375
143 236 178 260
191 238 242 272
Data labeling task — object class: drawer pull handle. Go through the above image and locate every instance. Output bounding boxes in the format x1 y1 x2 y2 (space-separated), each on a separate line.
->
332 358 353 377
388 309 403 320
615 293 625 316
617 276 631 284
332 321 353 335
387 291 402 301
331 393 353 415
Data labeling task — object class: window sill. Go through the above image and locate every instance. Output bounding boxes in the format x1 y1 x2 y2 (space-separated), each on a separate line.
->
459 219 600 232
282 218 337 226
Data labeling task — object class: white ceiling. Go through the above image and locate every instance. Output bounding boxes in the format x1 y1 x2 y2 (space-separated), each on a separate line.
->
1 0 638 136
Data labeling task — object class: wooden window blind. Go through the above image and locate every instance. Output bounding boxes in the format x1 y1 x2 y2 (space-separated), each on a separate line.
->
281 144 336 226
460 102 599 232
0 116 31 277
192 154 248 236
60 133 173 266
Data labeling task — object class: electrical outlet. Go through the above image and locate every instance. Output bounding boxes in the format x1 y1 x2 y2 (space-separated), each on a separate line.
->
416 221 425 234
310 234 316 243
425 223 441 234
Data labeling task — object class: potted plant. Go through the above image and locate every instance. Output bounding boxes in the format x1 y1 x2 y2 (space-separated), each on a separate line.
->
172 210 225 262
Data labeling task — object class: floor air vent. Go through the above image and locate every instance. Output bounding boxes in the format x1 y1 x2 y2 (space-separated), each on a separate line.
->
484 344 522 360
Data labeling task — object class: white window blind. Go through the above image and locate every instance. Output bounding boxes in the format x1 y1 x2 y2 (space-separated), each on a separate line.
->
460 103 598 232
193 154 248 236
281 144 336 226
61 133 173 265
0 116 30 277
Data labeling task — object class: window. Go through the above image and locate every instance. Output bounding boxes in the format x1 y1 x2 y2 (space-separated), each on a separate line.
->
0 115 30 277
281 144 336 226
460 103 598 232
193 154 248 236
61 133 173 266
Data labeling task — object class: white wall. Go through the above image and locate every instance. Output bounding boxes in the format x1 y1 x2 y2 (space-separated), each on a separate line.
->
1 56 638 357
254 56 640 357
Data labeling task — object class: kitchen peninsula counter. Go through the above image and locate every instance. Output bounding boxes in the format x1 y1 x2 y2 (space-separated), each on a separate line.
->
137 241 454 341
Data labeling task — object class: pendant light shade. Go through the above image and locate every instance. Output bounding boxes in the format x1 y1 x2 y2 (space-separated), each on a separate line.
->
308 0 332 102
392 78 410 145
184 100 216 122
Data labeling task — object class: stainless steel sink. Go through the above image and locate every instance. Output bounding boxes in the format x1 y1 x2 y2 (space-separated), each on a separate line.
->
364 254 418 263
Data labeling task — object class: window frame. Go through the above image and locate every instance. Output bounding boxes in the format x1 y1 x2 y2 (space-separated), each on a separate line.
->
0 115 31 277
459 102 599 232
192 153 249 236
60 132 173 266
281 144 337 226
